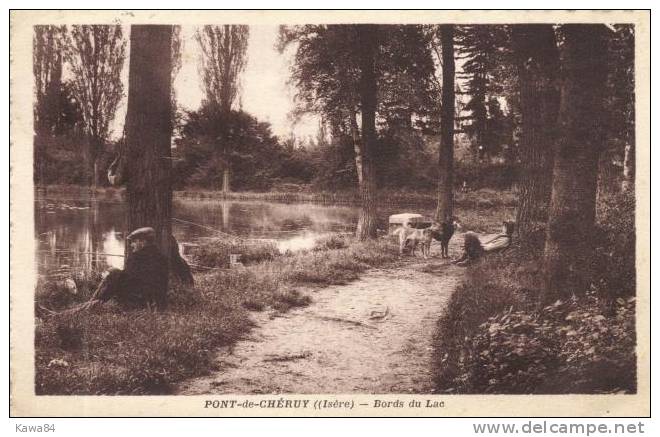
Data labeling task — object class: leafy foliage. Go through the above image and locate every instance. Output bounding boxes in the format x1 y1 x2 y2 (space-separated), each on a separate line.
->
279 24 438 150
469 295 636 394
433 191 637 394
174 107 301 190
195 25 249 112
65 25 126 144
593 190 636 299
455 25 518 159
33 25 67 136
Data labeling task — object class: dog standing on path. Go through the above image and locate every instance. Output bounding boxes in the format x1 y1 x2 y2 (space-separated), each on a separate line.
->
429 219 459 258
393 226 433 259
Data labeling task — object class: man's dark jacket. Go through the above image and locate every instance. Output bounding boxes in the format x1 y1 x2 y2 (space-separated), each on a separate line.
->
121 244 168 308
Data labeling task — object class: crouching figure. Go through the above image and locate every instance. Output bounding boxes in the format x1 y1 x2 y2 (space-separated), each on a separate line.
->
453 221 515 266
89 227 168 310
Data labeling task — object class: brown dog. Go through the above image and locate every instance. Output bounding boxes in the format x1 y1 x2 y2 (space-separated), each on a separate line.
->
428 219 460 258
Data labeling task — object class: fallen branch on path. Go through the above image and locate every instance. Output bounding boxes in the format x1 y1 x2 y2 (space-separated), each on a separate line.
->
263 351 312 362
316 315 378 329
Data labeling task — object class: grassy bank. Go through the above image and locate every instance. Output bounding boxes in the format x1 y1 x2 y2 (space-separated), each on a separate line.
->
432 191 636 394
36 184 517 209
35 236 399 395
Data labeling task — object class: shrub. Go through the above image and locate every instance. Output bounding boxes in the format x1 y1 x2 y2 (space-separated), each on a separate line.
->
313 234 349 251
433 190 637 394
273 289 313 312
190 238 280 268
455 162 519 190
432 256 522 392
35 269 104 316
593 190 636 298
468 294 636 394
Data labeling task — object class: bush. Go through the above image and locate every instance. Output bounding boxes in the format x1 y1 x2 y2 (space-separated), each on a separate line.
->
35 270 104 316
312 234 349 251
189 238 280 268
455 162 519 190
468 294 636 394
433 190 637 394
594 190 636 298
433 255 524 392
272 289 313 312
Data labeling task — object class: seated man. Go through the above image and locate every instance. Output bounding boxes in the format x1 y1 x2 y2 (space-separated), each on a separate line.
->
453 221 515 266
89 227 168 310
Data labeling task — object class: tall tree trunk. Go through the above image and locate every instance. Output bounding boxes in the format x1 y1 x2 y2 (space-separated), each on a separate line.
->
355 24 379 240
124 25 174 266
349 110 364 186
512 25 560 240
93 159 99 189
221 25 233 114
222 167 231 193
87 137 99 188
543 24 608 303
436 24 455 223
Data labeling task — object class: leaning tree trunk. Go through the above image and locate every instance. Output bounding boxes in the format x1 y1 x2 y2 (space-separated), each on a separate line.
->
124 25 174 266
355 24 379 240
436 24 455 223
543 24 608 304
512 24 560 240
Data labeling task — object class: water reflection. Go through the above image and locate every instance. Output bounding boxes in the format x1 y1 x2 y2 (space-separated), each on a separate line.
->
276 231 332 253
35 195 374 275
102 230 125 269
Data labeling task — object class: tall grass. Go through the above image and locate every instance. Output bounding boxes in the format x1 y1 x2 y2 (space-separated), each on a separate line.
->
188 238 280 269
35 237 399 394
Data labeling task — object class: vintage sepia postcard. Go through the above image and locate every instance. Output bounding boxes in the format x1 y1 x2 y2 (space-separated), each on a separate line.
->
10 9 650 417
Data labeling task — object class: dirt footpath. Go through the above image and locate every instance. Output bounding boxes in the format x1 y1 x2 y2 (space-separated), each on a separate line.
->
177 240 465 395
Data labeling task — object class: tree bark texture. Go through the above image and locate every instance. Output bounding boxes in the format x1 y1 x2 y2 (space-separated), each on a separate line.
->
349 110 364 186
124 25 174 266
355 25 379 240
436 25 455 223
543 24 608 303
512 24 560 239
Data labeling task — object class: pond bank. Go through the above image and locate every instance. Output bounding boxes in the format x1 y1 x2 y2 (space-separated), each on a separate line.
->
36 184 517 209
35 237 402 394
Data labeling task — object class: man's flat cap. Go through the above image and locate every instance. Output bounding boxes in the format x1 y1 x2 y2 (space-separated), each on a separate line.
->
127 227 156 242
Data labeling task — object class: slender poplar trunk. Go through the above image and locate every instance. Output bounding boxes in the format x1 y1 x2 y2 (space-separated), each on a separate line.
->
222 167 231 193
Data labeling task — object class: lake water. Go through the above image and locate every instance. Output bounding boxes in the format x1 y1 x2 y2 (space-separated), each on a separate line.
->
35 195 424 275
